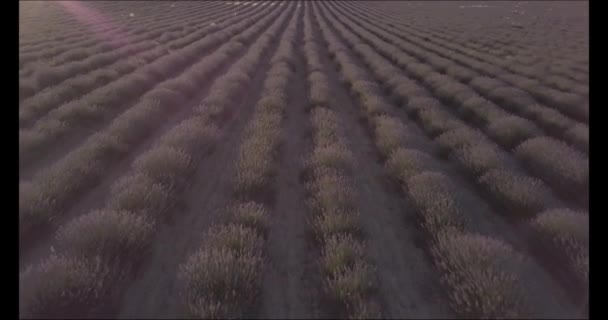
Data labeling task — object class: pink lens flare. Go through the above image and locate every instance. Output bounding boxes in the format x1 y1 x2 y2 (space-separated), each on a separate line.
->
56 1 132 47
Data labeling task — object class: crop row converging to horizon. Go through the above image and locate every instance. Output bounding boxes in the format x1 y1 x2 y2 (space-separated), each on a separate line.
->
19 1 588 319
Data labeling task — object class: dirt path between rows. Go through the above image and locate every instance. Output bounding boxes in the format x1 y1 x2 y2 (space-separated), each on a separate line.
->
314 2 582 317
256 8 325 319
116 7 294 319
309 4 454 318
19 4 271 181
19 5 280 273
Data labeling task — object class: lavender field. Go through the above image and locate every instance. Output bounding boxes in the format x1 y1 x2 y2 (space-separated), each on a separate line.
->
19 1 588 318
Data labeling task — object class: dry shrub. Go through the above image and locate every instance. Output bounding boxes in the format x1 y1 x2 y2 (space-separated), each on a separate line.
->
373 63 401 86
310 144 354 172
321 234 365 276
191 57 227 84
19 180 55 237
545 75 577 92
524 104 572 135
257 93 287 114
426 55 451 73
147 54 186 80
435 82 477 105
19 107 36 126
20 88 59 117
391 80 428 102
78 131 125 165
52 100 104 125
62 48 91 61
270 47 296 69
459 96 506 125
308 111 362 238
248 112 282 137
351 79 380 98
265 73 290 95
342 61 368 84
238 51 265 76
501 74 539 90
486 115 541 149
158 119 220 154
311 108 340 146
432 230 528 318
228 201 269 234
233 118 280 195
487 86 536 112
56 210 154 263
479 169 553 215
435 127 487 155
532 209 589 247
312 209 360 241
445 64 475 82
19 255 111 318
19 147 104 238
310 172 355 217
163 76 199 98
306 51 324 72
33 66 62 88
407 62 433 78
417 107 461 138
515 137 588 191
386 148 437 183
268 62 292 81
538 89 588 121
406 96 441 116
205 224 264 256
108 173 171 216
324 260 374 307
426 72 450 90
132 146 193 188
145 87 188 106
264 84 289 106
469 76 503 93
234 146 274 194
455 142 507 176
531 209 588 285
359 93 392 118
477 61 501 76
179 247 263 319
309 71 331 107
19 80 36 100
385 46 406 63
406 172 465 233
310 82 331 109
204 71 250 107
384 74 410 91
373 115 410 157
347 298 382 319
564 123 589 153
107 100 164 146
